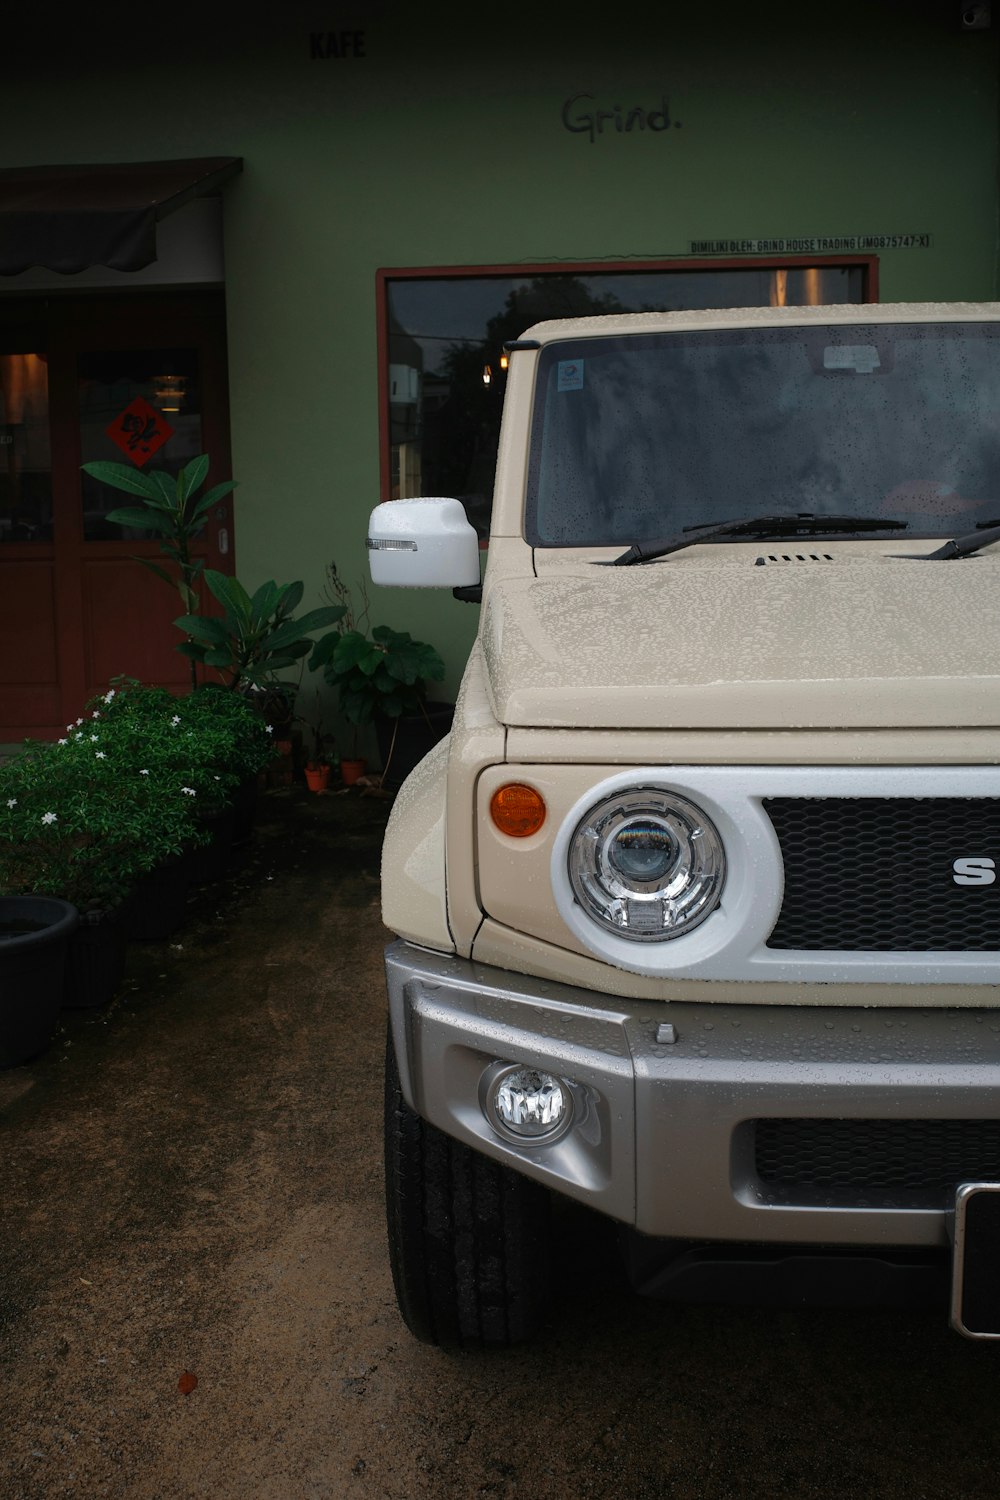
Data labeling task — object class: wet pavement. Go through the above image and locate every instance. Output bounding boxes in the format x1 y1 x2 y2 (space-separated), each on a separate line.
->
2 784 1000 1500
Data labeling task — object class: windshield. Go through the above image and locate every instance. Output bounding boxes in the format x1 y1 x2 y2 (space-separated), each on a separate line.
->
525 321 1000 546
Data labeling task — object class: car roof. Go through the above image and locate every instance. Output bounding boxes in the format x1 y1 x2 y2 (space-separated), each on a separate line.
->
519 301 1000 343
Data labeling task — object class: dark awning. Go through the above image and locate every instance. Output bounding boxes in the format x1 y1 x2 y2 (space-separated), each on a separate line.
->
0 157 243 275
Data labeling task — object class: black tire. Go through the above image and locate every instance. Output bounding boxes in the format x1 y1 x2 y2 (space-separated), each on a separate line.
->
383 1024 552 1349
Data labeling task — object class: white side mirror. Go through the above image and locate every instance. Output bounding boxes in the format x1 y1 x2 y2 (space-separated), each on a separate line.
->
367 497 481 588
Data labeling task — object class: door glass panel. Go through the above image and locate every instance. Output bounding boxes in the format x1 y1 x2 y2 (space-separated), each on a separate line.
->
0 353 52 543
385 264 867 537
78 348 202 540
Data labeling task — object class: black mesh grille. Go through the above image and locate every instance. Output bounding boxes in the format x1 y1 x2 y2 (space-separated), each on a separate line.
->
753 1118 1000 1208
764 796 1000 950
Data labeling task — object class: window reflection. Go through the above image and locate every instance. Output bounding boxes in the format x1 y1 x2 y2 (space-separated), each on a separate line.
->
386 265 866 537
0 353 52 543
527 323 1000 545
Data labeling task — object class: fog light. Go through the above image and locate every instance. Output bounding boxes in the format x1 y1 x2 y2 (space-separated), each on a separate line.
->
485 1064 572 1143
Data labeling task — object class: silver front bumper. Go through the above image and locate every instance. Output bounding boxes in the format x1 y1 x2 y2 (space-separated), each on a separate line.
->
385 941 1000 1247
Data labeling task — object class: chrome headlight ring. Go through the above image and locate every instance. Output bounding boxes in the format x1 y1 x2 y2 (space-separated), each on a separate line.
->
568 789 725 942
550 770 783 978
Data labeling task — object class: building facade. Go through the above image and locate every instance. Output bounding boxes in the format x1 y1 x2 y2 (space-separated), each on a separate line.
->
0 1 996 746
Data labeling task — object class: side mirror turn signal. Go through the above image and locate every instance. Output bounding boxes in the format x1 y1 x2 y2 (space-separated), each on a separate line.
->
367 497 481 589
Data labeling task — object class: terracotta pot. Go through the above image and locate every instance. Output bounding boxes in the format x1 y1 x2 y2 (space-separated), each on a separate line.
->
304 763 331 792
339 758 367 787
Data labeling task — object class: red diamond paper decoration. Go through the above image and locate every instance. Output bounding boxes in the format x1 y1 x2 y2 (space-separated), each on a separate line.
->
105 396 174 467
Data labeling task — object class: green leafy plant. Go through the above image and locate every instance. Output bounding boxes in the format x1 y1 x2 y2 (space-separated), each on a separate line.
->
0 681 276 909
179 683 278 781
174 571 345 692
0 707 207 909
80 454 236 689
96 678 276 798
299 689 336 769
310 624 445 726
308 563 445 773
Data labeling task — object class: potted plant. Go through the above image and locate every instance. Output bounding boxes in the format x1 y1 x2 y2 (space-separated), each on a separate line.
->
0 677 276 987
92 680 273 880
176 570 345 788
0 703 214 995
80 455 237 692
0 894 78 1066
299 691 335 792
174 571 345 693
313 562 369 783
309 564 447 792
177 682 277 840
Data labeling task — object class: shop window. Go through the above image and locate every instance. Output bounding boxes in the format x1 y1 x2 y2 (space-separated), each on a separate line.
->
0 353 51 543
379 258 873 538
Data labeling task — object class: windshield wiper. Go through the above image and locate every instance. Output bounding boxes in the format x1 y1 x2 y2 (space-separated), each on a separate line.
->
921 520 1000 560
609 513 909 567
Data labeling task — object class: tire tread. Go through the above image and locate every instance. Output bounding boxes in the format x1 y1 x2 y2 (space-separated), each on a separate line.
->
384 1026 550 1348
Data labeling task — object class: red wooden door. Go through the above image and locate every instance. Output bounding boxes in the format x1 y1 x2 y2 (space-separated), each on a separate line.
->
0 292 233 738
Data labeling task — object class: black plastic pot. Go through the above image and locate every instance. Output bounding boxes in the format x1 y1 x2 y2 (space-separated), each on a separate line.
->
124 854 192 942
0 896 78 1067
375 702 455 794
63 906 127 1010
229 774 258 845
185 804 236 885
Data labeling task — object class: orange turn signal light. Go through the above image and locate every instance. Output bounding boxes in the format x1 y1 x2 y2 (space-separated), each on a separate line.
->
490 783 547 839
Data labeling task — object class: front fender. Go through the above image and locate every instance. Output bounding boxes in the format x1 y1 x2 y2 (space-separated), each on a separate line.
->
381 734 454 951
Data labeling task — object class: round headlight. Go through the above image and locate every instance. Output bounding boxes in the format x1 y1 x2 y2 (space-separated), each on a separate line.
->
568 789 725 942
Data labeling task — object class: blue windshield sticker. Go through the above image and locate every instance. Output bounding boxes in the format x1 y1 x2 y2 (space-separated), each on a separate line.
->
557 359 585 392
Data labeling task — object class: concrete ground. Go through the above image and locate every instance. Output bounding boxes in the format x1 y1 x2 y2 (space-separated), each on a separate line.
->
2 784 1000 1500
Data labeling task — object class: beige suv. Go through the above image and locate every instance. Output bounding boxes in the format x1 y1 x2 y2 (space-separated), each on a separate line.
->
368 303 1000 1347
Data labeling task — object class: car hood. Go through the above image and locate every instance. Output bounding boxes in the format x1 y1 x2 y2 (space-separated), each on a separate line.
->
480 555 1000 730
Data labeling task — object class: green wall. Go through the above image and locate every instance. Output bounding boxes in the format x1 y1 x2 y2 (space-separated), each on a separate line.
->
3 1 998 736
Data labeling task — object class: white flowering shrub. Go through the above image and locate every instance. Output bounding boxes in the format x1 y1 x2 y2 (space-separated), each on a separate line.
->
0 679 274 908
